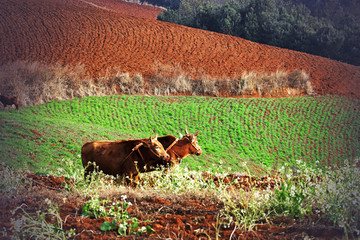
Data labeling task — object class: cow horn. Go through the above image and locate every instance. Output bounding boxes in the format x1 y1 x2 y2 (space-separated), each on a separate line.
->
179 133 183 138
195 130 200 136
185 128 189 135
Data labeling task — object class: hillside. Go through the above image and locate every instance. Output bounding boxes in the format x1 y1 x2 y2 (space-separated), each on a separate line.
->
63 0 163 19
2 95 359 173
0 0 359 98
1 95 359 239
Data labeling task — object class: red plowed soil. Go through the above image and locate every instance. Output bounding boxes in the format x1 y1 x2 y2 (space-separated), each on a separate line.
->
1 173 345 239
0 0 359 98
62 0 163 19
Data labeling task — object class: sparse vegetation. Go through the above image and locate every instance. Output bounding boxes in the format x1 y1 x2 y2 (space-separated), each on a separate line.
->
4 157 359 238
81 194 152 236
314 160 360 238
11 198 75 239
0 163 27 195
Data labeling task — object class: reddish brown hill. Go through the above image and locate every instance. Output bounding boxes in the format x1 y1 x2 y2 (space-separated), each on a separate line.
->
62 0 163 19
0 0 359 98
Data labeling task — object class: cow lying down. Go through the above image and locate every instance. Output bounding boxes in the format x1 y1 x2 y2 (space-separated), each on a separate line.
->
81 136 170 185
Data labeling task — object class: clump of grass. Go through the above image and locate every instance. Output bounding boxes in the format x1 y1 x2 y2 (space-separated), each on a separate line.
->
149 62 193 95
0 163 27 195
48 159 122 197
138 165 226 198
288 69 313 94
269 160 317 219
220 189 273 232
108 71 145 95
217 159 359 237
81 194 153 236
314 159 360 239
240 69 312 96
11 198 75 240
217 161 275 232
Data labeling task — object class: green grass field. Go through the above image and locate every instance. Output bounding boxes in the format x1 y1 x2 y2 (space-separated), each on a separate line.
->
0 95 359 175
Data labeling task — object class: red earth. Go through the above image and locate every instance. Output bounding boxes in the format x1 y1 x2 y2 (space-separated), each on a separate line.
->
0 0 359 99
0 172 346 240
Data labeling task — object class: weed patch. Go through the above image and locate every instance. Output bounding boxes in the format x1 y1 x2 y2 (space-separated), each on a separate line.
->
11 198 75 239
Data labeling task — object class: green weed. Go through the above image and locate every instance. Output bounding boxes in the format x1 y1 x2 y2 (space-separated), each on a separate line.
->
11 198 75 240
0 163 27 194
82 194 152 236
314 159 360 239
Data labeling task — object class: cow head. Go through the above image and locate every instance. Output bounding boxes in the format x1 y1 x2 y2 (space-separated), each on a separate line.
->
180 129 203 156
143 136 170 162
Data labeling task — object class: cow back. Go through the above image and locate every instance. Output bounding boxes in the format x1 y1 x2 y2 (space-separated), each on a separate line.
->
81 138 170 179
157 135 177 150
81 140 139 176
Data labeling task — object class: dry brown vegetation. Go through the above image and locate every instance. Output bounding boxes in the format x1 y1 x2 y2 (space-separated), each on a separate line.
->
0 61 313 107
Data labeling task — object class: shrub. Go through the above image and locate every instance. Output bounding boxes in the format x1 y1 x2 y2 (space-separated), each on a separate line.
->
288 69 313 94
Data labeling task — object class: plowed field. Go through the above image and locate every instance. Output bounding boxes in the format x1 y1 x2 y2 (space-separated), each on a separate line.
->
0 0 359 98
62 0 163 19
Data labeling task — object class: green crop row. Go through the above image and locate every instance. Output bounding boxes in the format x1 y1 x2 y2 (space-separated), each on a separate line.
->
0 95 359 174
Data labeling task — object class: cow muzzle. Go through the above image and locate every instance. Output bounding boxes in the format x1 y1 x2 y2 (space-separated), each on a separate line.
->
163 153 171 161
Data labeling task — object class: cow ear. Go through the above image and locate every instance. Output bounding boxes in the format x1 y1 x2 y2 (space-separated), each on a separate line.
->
195 130 200 136
149 136 153 143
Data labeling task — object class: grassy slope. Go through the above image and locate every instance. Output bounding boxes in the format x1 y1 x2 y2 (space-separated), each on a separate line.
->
0 95 359 175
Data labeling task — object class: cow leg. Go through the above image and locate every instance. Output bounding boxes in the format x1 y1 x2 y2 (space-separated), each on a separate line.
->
124 173 133 186
132 173 140 188
83 162 96 180
124 172 139 188
84 168 92 180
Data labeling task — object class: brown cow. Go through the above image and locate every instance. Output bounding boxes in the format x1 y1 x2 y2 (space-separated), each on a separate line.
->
0 95 19 110
81 136 170 185
157 130 202 168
